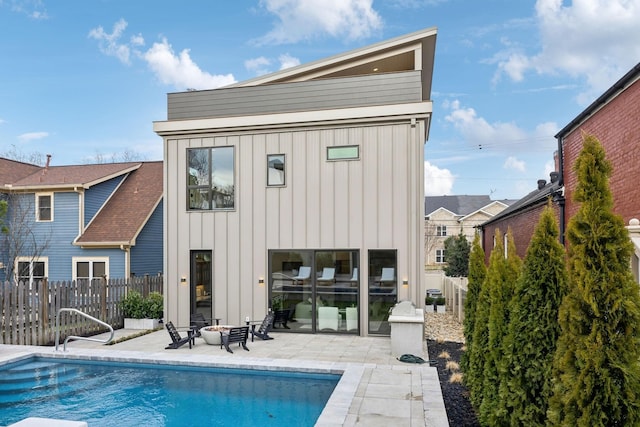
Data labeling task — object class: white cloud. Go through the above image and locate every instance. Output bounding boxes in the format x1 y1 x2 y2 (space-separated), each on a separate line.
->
424 161 454 196
504 156 526 173
143 38 236 90
245 56 272 76
88 18 133 65
255 0 383 45
497 0 640 102
279 53 301 70
90 20 236 90
18 131 48 142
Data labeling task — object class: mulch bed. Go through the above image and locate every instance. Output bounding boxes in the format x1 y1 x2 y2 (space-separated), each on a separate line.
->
427 339 480 427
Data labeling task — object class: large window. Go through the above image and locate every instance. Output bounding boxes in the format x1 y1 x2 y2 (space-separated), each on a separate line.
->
187 147 235 210
269 249 359 334
36 193 53 221
16 258 47 287
436 249 446 264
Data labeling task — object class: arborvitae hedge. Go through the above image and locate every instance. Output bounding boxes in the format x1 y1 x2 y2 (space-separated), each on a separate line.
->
479 229 521 425
498 202 568 426
461 233 486 373
466 229 504 411
549 134 640 426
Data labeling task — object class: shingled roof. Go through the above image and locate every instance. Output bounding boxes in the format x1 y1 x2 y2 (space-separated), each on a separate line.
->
425 195 493 217
75 161 163 246
0 158 41 187
5 162 141 190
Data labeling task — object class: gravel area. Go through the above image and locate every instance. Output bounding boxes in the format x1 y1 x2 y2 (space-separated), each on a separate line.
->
425 311 480 427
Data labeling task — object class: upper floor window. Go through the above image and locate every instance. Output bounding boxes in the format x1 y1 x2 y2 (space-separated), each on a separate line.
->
17 258 47 287
187 147 235 210
267 154 285 186
327 145 359 161
36 193 53 222
436 249 446 264
436 225 447 237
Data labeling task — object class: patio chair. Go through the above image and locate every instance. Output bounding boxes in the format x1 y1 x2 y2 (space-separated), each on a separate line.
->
378 268 395 286
220 326 250 353
272 308 291 329
317 306 340 331
249 312 275 341
316 267 335 284
292 266 311 284
190 313 222 337
165 321 195 349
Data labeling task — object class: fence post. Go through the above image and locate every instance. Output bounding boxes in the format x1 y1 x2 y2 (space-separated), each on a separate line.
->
101 276 108 321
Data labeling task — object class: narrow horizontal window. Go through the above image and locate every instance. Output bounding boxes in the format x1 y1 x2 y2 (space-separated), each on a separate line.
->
327 145 359 161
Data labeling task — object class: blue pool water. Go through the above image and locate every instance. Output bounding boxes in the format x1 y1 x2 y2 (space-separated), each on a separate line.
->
0 357 339 427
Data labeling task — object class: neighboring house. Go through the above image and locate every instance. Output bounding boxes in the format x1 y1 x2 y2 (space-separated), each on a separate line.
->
479 174 563 262
153 28 438 336
479 62 640 270
424 195 511 268
0 157 163 284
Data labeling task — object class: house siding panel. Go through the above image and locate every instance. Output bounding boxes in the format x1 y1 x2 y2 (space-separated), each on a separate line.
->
130 200 163 276
164 119 425 327
84 176 125 227
168 72 423 120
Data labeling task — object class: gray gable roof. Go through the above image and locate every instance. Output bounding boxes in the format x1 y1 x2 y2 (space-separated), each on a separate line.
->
425 195 493 217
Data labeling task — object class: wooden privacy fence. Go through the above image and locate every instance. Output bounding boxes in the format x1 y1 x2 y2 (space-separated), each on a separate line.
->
0 275 163 346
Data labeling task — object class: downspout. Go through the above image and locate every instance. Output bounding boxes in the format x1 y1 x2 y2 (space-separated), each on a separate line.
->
556 136 566 245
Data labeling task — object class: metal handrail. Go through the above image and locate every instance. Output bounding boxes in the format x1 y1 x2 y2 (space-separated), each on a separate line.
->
55 308 115 352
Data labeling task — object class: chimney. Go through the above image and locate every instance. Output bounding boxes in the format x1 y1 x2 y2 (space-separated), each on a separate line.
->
45 154 51 168
550 171 559 183
537 179 547 190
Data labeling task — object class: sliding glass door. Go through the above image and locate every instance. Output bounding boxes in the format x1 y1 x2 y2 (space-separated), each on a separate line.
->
269 249 359 334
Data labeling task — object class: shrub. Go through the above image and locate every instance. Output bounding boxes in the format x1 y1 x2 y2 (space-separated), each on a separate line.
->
121 290 164 319
435 296 445 305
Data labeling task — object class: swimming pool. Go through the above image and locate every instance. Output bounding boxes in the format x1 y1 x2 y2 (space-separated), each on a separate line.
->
0 357 340 427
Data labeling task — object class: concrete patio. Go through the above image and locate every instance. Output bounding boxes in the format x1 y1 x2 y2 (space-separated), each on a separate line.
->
0 327 449 426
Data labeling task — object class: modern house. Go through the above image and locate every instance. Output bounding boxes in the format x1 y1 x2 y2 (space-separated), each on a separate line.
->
0 157 163 284
424 195 511 268
479 62 640 270
153 27 438 336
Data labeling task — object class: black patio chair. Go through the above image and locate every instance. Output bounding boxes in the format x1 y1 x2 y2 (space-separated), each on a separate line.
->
220 326 250 353
248 312 275 342
190 313 222 336
165 321 195 349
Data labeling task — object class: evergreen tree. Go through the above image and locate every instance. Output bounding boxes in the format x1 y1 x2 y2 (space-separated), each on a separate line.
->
461 232 486 373
549 134 640 426
479 229 521 426
498 202 568 426
443 231 471 277
466 229 504 410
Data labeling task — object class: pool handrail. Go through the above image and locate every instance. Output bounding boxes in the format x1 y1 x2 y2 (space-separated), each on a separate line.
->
55 307 115 351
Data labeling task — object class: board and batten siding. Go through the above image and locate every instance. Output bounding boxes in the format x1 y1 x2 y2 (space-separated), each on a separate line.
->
167 71 423 121
163 119 426 330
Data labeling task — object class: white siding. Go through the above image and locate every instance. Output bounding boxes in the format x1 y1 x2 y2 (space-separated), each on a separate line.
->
164 119 426 330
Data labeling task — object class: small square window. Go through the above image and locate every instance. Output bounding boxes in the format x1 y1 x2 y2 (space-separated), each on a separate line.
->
436 225 447 237
267 154 285 186
327 145 359 161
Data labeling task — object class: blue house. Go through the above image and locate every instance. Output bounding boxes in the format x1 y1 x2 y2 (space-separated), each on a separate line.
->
0 157 163 284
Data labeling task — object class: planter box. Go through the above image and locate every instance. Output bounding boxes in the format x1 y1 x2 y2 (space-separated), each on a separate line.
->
124 318 160 330
436 305 446 313
424 305 434 313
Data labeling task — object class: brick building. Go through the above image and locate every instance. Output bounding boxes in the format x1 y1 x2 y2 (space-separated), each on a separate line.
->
480 62 640 268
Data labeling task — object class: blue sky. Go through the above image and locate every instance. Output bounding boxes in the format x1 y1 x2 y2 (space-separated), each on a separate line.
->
1 1 639 200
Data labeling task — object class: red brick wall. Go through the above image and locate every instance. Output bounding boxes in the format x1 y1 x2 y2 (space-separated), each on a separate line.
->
562 79 640 226
482 203 561 264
